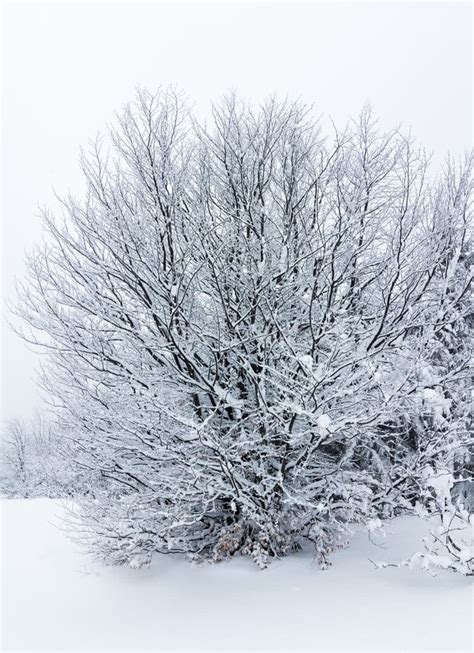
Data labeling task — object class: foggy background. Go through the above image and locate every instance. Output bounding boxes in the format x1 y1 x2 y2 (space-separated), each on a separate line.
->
1 0 472 424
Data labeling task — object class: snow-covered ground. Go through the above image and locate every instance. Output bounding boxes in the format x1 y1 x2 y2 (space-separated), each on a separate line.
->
1 499 472 652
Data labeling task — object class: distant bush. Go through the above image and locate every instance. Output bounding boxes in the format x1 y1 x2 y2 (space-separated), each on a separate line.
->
1 415 94 498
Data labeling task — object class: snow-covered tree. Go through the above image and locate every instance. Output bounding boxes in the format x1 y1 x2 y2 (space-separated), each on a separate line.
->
15 90 473 569
1 415 89 498
368 156 473 512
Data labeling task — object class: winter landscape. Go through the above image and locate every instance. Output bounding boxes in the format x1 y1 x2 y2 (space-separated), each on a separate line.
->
2 499 472 651
1 2 473 652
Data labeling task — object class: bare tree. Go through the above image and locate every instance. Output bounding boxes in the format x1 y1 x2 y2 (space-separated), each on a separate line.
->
15 89 473 568
2 419 28 492
1 414 86 497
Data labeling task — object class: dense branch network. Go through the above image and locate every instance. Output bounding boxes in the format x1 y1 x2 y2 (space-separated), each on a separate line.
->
15 90 473 570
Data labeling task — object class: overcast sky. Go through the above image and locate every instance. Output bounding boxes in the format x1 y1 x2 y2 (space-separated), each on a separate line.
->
1 0 472 423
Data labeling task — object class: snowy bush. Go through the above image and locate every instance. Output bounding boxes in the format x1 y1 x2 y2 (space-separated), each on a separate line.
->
15 89 473 569
1 416 92 498
374 467 473 575
415 467 473 575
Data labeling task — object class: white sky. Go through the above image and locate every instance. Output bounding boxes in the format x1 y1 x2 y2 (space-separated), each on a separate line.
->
1 0 472 423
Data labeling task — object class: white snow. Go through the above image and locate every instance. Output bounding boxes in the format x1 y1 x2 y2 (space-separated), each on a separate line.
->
170 284 179 298
422 388 451 426
298 353 314 370
1 499 472 651
316 413 332 431
367 517 383 533
423 466 454 503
